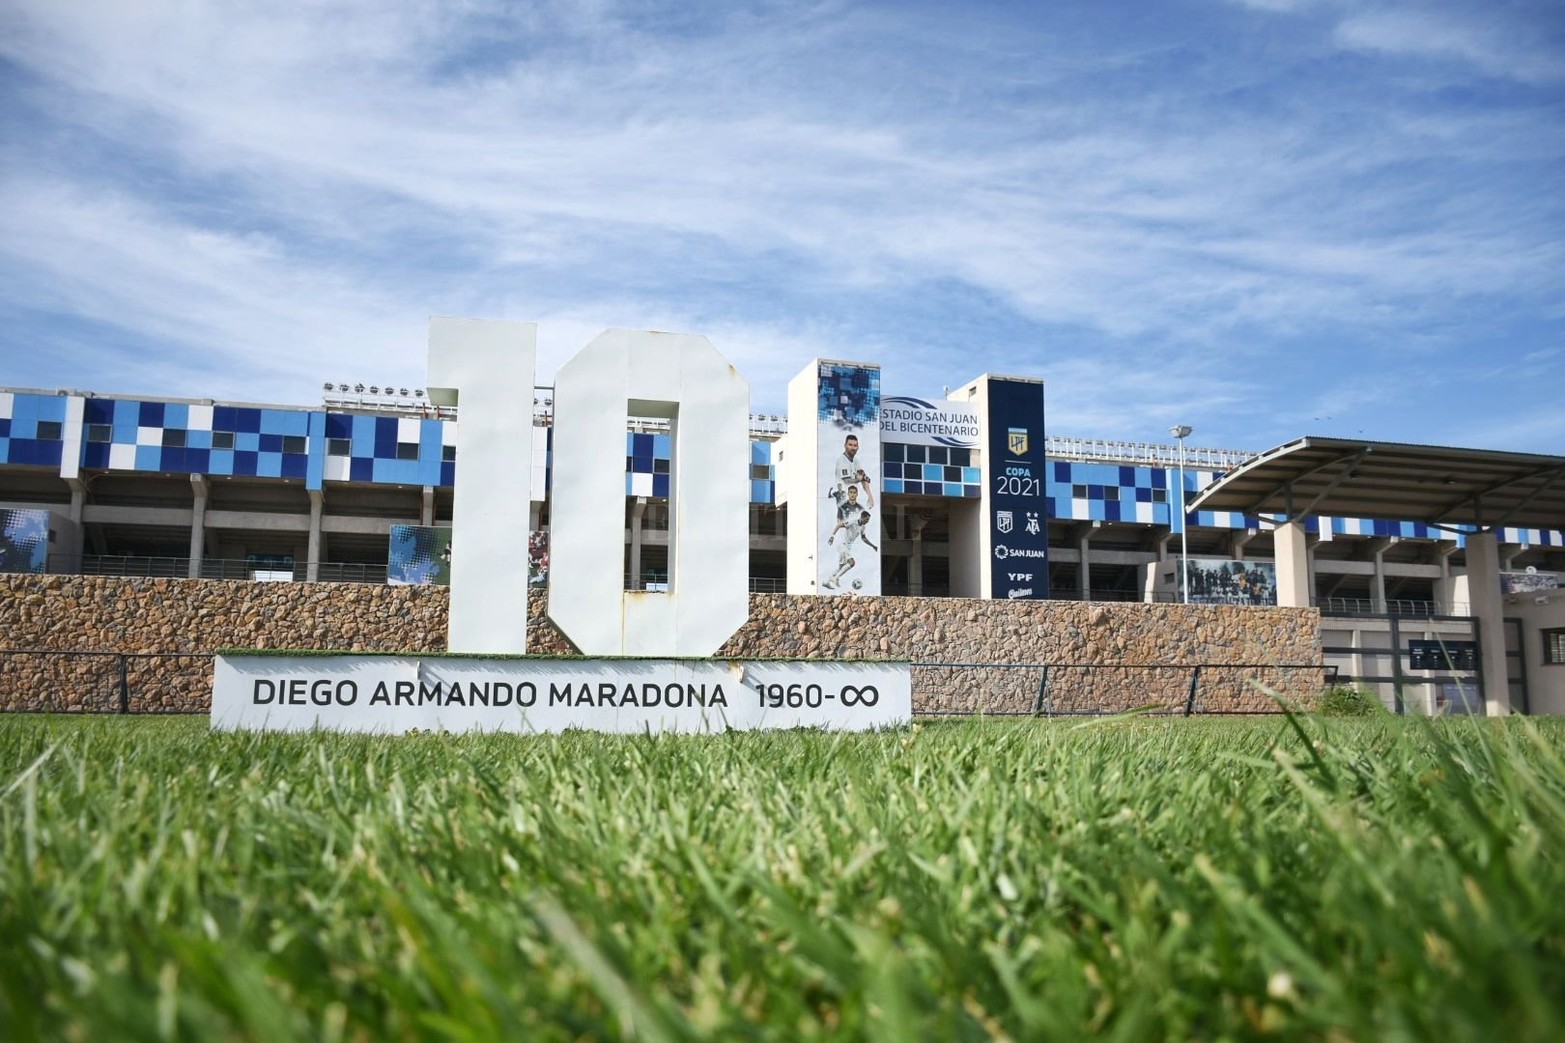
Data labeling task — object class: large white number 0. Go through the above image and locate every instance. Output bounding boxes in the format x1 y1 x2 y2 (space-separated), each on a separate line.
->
548 330 751 655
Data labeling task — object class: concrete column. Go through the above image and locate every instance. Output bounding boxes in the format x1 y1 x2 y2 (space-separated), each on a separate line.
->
1464 530 1512 715
1077 522 1099 601
1368 537 1395 613
1435 542 1460 613
307 489 324 582
65 477 88 567
908 513 927 597
628 497 647 590
420 485 435 527
1230 528 1257 561
1275 518 1311 608
188 474 208 579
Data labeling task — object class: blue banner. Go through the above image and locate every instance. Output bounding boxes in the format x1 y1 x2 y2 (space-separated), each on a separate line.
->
986 379 1048 599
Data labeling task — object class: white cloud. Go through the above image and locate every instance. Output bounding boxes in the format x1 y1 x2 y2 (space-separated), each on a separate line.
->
0 180 428 402
1334 8 1565 83
0 1 1560 450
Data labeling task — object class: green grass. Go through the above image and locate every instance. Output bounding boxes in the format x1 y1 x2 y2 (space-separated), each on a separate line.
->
2 715 1564 1041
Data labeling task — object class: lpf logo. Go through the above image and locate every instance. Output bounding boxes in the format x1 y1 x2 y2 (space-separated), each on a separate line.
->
996 510 1013 534
1008 427 1029 455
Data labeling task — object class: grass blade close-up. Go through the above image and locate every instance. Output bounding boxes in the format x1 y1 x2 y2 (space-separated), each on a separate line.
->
2 715 1564 1040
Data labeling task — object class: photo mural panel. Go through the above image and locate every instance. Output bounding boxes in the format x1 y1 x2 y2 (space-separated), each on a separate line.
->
387 525 453 586
816 363 881 595
0 509 49 574
1183 559 1278 606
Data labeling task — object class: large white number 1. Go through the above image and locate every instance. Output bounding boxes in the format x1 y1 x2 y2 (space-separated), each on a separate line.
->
549 330 751 656
426 318 537 654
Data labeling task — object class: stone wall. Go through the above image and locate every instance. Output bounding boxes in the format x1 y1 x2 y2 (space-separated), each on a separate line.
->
0 575 1322 714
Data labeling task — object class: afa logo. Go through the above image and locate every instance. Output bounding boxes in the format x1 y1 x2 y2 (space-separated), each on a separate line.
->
1008 427 1029 456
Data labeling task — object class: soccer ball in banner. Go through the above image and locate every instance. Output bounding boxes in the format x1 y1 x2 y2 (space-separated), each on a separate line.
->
852 579 863 590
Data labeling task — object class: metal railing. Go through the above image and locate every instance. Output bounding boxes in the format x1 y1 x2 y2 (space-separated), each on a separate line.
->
1044 435 1254 471
1316 596 1470 617
49 555 389 585
1047 588 1179 604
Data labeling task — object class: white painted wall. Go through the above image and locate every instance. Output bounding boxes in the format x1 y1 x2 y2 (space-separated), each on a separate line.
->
1508 587 1565 714
785 364 820 595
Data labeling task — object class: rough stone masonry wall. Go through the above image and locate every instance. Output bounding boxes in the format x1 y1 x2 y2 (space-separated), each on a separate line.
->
0 574 1322 714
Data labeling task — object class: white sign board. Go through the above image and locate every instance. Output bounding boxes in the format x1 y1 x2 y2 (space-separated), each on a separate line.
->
213 655 912 734
879 395 980 449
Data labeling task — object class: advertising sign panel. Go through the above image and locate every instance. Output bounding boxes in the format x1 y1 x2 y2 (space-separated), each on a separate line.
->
817 363 881 596
1408 640 1478 672
1501 570 1559 595
213 655 912 734
986 379 1048 599
0 509 49 574
879 395 980 449
387 525 453 586
1182 559 1277 606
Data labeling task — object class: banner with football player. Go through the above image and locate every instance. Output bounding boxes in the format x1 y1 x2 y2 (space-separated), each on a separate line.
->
815 362 881 596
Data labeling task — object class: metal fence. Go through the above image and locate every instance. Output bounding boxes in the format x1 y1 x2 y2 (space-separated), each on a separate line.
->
915 662 1329 716
1 651 1328 718
0 651 214 714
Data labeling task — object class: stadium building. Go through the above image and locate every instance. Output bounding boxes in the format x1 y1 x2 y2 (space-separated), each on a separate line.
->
3 349 1563 714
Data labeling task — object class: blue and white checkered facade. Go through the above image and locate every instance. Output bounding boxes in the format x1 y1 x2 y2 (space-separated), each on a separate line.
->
2 389 1560 547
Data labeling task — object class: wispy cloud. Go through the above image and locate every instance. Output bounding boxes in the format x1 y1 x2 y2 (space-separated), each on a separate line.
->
0 0 1561 451
1334 7 1565 84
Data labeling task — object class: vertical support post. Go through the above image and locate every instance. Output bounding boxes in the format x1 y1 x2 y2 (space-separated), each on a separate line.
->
188 474 208 579
1034 665 1051 717
628 496 647 590
1389 614 1406 714
117 655 130 715
1077 524 1095 601
1179 446 1190 603
1183 664 1203 717
66 476 88 572
306 489 324 583
1275 518 1312 608
1464 530 1511 715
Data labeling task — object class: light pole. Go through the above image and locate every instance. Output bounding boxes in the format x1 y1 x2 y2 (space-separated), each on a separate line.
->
1169 425 1192 604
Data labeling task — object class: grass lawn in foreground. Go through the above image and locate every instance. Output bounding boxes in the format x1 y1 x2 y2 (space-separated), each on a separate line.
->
2 715 1564 1040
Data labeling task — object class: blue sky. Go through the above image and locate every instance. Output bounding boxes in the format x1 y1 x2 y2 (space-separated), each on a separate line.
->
1 0 1561 454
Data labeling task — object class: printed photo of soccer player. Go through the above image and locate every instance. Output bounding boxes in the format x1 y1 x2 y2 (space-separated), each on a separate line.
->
823 509 878 591
815 362 881 596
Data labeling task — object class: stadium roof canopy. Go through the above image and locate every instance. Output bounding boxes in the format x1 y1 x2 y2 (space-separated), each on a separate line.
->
1188 437 1565 532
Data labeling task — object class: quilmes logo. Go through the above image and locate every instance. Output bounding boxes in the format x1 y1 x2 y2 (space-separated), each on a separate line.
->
1007 427 1029 456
